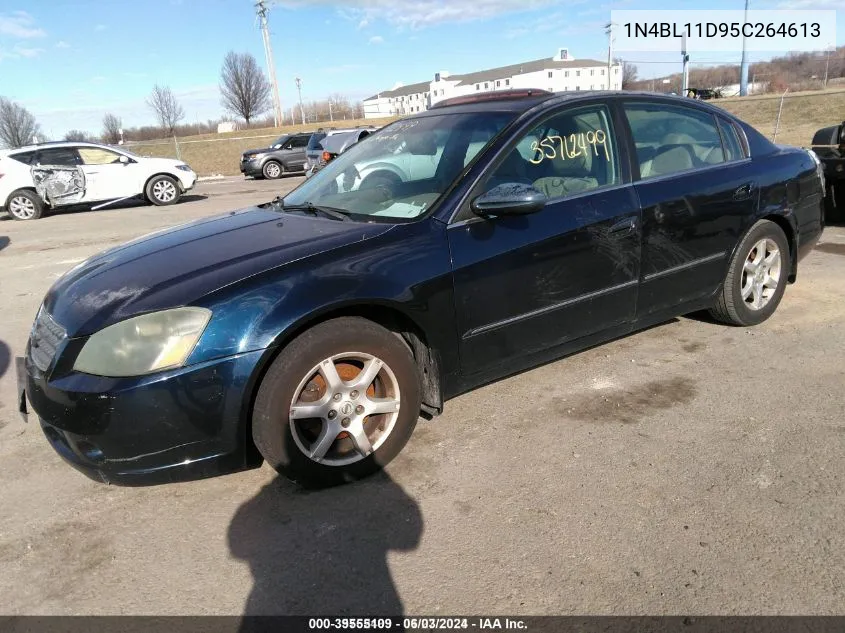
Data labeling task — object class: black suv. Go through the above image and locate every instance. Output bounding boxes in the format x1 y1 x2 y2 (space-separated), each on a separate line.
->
239 132 313 179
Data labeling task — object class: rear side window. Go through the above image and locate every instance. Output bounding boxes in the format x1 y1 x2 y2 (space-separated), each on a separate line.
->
9 151 35 165
717 118 745 161
36 148 81 166
291 135 309 148
624 103 726 179
307 133 326 151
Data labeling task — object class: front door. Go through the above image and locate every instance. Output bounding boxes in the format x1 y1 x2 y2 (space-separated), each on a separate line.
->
75 146 142 202
621 101 758 318
448 102 641 375
285 135 309 171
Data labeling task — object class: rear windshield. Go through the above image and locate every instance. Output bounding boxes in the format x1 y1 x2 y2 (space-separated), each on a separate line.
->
307 133 327 151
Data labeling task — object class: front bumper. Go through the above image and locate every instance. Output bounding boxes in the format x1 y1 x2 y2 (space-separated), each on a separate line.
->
240 158 263 176
20 349 265 485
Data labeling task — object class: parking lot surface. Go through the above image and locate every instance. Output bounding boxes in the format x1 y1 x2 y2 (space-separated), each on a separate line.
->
1 179 844 615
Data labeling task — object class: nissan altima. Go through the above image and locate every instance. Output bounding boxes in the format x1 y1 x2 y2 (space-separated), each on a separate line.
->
18 90 825 487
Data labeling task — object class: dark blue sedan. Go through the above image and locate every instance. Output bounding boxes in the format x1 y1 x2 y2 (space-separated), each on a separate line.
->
19 90 825 487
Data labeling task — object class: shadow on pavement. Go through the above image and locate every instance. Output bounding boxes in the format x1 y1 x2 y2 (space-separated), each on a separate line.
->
0 339 10 380
229 471 422 620
0 236 9 251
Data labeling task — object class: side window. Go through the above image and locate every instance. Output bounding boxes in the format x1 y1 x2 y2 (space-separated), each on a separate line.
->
36 148 81 166
717 118 745 161
292 135 309 148
483 104 620 201
9 151 35 165
78 147 123 165
624 103 726 179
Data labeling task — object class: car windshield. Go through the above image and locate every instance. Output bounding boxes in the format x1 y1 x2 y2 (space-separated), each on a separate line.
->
283 111 516 221
272 136 291 147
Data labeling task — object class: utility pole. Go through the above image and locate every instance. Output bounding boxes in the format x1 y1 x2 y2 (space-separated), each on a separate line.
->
739 0 750 96
255 0 283 127
681 33 690 95
329 99 333 122
295 77 305 125
823 47 832 89
606 23 613 89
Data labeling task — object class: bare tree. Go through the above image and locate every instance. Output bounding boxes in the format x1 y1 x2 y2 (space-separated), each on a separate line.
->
219 52 270 125
619 60 639 90
0 97 41 148
64 130 94 142
102 113 122 144
146 84 185 135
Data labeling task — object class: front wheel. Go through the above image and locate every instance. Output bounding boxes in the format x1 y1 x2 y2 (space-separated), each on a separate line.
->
252 317 421 487
146 175 181 206
709 219 790 326
262 160 283 179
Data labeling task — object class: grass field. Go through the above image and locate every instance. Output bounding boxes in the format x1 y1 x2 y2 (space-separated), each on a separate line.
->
125 117 397 176
127 90 845 177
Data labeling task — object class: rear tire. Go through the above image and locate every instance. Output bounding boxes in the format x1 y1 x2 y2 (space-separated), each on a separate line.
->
252 317 421 487
825 184 845 224
709 219 790 326
262 160 283 179
145 175 181 206
6 189 44 221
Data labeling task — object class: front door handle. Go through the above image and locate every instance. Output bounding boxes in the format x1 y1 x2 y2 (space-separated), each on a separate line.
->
608 216 637 238
733 183 754 201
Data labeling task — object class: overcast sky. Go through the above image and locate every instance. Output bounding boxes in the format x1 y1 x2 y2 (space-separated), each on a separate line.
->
0 0 841 138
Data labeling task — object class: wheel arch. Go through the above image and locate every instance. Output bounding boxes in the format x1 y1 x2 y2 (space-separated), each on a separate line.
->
725 212 798 286
5 186 42 207
143 172 182 197
238 301 443 464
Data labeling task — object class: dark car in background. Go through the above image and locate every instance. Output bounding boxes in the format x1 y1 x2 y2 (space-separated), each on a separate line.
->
305 128 374 178
240 132 313 179
811 121 844 222
305 126 376 173
20 90 824 489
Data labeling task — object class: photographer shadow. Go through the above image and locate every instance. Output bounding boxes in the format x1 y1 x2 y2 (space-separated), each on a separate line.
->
229 471 423 620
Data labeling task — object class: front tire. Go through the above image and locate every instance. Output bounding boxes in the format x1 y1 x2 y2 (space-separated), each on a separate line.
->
262 160 283 180
709 219 790 326
145 175 181 206
252 317 421 487
6 189 44 220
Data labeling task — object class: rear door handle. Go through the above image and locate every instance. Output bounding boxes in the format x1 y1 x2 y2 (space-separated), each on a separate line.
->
608 216 637 238
733 183 754 201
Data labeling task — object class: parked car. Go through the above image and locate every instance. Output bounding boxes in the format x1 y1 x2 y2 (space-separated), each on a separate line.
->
305 126 376 173
239 132 313 179
19 90 824 488
811 121 844 222
304 129 374 178
0 142 197 221
686 88 722 100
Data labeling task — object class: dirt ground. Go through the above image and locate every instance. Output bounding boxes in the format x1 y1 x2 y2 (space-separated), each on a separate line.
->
0 177 844 615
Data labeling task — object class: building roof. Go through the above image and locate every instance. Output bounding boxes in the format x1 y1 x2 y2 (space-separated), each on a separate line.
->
365 81 431 101
449 57 608 87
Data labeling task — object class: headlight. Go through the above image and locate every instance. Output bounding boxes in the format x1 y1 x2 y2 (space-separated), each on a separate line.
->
73 307 211 377
175 164 193 171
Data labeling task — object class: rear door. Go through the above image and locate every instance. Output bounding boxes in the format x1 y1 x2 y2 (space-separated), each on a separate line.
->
448 101 642 374
621 101 757 318
32 147 86 206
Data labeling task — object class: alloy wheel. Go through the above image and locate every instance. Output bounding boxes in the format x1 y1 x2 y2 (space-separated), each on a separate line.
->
9 195 36 219
265 162 281 178
288 352 401 466
741 238 781 310
152 180 177 203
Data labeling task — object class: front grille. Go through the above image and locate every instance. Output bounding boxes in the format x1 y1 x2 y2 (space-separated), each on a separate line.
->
29 308 67 372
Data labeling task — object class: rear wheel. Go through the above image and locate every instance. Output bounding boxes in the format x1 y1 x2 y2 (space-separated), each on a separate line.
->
709 219 790 326
145 175 181 206
6 189 44 220
262 160 283 179
252 317 421 487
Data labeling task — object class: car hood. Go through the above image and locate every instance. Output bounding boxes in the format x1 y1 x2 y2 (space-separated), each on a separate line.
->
243 147 276 156
44 206 394 337
141 156 190 171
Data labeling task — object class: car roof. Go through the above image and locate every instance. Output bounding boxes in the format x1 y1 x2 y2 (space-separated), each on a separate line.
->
5 141 121 154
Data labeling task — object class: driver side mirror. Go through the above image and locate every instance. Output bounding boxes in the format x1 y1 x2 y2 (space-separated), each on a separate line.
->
118 155 130 165
471 183 547 217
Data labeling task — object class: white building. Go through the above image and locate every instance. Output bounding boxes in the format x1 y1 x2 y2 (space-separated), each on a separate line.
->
363 49 621 119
